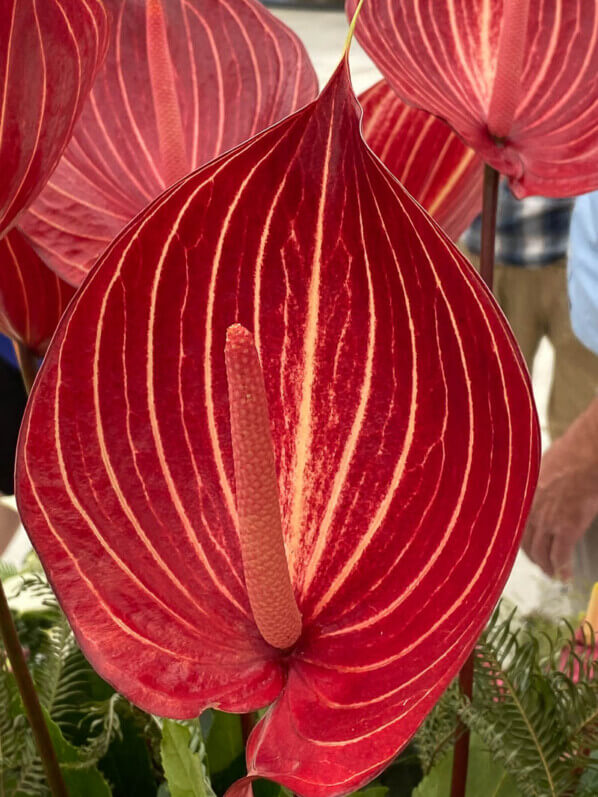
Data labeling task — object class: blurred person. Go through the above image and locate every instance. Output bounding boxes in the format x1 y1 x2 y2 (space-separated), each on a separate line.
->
523 191 598 589
461 180 598 442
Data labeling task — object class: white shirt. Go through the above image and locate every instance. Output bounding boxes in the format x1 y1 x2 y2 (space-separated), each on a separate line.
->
568 191 598 356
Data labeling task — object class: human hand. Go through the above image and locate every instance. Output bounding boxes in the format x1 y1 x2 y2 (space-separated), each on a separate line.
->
522 396 598 580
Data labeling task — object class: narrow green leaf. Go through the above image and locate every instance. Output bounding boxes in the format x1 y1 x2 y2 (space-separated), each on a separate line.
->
205 710 244 774
43 709 111 796
205 710 245 793
161 719 215 797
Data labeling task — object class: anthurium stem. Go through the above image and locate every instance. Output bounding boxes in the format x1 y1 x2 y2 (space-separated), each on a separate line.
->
13 340 38 394
0 582 67 795
449 652 475 797
225 324 302 650
480 165 500 290
451 164 500 797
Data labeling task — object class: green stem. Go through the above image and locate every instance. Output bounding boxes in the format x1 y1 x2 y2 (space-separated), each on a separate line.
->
13 340 38 394
479 165 500 290
0 583 67 795
450 652 475 797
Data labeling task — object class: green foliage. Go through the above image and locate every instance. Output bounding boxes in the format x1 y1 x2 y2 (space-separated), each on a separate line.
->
204 711 245 794
204 710 244 776
457 608 598 797
415 683 460 774
97 708 162 796
6 559 598 797
161 719 215 797
0 568 163 796
42 709 111 796
413 732 520 796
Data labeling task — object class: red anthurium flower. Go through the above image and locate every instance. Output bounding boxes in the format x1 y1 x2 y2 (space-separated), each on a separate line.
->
0 0 108 236
16 57 539 796
0 229 75 357
19 0 318 287
347 0 598 198
360 80 483 239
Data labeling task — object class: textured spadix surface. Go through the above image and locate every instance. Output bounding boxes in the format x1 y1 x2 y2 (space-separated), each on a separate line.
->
20 0 318 287
348 0 598 198
0 229 75 356
0 0 108 236
360 80 483 239
17 59 540 796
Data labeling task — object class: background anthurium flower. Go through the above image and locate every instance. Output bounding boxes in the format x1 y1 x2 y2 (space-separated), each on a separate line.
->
360 80 483 239
347 0 598 198
16 55 540 796
18 0 318 287
0 229 74 357
0 0 109 236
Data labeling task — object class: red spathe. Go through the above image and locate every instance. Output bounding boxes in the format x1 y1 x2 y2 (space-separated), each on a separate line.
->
0 229 75 356
347 0 598 198
17 60 540 796
20 0 318 286
0 0 108 235
359 80 483 239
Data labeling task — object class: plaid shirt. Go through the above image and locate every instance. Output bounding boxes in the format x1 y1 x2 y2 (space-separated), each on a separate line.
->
461 180 574 266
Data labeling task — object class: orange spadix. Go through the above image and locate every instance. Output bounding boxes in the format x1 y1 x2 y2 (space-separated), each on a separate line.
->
487 0 531 140
146 0 188 186
225 323 302 650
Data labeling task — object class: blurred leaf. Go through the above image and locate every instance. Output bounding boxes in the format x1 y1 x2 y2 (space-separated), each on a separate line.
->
377 744 423 794
205 711 245 793
579 751 598 792
205 710 244 774
253 781 293 797
98 710 159 796
161 719 215 797
44 710 111 796
413 733 520 797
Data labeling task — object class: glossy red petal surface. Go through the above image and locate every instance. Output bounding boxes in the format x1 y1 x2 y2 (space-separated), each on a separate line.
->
0 0 108 236
17 59 539 794
360 80 483 239
347 0 598 198
20 0 318 287
0 228 75 357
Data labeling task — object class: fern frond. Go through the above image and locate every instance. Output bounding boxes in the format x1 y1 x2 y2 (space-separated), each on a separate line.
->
415 681 460 773
461 609 582 797
80 693 124 763
32 614 74 713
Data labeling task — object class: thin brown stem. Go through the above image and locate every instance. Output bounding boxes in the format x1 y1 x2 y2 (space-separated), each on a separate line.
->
479 165 500 290
6 339 65 793
450 652 475 797
0 581 67 795
13 340 38 395
450 164 500 797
